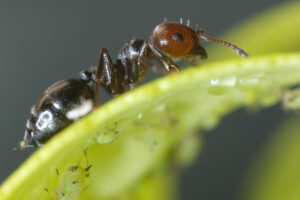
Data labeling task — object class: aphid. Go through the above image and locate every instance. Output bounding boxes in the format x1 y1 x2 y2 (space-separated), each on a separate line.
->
45 151 92 200
282 88 300 114
97 21 248 96
96 122 119 144
20 21 248 148
19 54 103 148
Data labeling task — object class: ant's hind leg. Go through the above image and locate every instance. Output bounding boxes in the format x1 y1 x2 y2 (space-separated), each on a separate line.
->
95 48 121 98
92 49 112 107
95 49 112 85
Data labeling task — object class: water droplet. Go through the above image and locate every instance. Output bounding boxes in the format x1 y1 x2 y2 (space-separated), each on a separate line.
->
207 77 236 95
137 113 143 119
236 73 264 91
210 78 220 86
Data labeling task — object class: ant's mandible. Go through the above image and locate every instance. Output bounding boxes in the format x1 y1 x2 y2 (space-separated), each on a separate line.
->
19 21 248 148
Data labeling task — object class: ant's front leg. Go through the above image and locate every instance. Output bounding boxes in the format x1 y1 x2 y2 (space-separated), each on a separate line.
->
138 41 181 72
96 48 125 97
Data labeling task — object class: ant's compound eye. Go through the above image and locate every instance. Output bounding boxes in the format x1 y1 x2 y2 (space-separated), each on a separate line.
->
150 22 199 58
172 33 184 42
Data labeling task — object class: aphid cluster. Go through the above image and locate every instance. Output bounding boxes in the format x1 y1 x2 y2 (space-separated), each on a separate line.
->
19 21 248 148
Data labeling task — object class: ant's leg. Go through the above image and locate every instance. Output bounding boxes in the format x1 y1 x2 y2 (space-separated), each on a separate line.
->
95 49 112 84
146 42 181 72
92 83 100 108
96 48 122 97
136 42 178 80
136 56 168 75
92 49 112 107
114 60 126 94
132 58 148 83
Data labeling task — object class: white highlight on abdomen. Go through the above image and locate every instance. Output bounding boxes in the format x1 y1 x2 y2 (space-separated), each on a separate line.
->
36 110 54 130
66 100 93 120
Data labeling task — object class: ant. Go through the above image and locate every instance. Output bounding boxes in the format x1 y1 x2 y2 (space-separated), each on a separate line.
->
19 21 248 148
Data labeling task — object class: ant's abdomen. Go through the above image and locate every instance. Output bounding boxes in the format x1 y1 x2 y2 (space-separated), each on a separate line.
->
24 79 97 147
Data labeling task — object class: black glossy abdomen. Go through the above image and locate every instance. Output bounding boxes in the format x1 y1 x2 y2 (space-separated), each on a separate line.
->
25 79 97 146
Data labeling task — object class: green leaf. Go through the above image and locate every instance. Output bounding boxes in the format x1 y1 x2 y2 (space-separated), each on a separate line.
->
1 52 300 200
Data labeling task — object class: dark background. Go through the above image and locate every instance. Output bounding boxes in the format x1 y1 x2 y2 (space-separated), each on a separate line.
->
0 1 287 199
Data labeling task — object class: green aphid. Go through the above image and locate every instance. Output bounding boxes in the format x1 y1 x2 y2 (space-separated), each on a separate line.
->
45 152 92 200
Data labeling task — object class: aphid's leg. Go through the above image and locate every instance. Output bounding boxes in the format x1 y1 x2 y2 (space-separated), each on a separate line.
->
105 122 119 141
85 165 92 172
56 168 60 176
97 48 124 97
69 166 79 172
80 151 93 192
196 30 249 57
83 149 89 167
140 42 181 72
44 188 56 200
83 150 92 177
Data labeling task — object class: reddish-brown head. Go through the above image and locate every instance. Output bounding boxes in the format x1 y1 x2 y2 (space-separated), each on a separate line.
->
150 21 249 59
150 22 206 59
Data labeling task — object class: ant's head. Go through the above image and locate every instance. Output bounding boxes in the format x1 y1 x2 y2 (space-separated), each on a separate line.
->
150 22 248 59
150 22 206 59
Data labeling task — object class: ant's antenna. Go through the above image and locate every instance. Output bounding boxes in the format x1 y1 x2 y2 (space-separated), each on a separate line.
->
196 30 249 58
